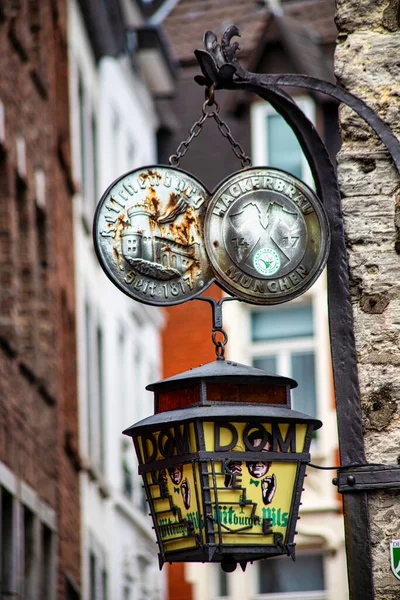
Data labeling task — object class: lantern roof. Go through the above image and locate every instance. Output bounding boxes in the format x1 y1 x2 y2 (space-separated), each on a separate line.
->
146 359 297 391
123 403 322 436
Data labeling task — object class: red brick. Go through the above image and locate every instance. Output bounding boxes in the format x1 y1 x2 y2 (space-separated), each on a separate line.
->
0 1 80 596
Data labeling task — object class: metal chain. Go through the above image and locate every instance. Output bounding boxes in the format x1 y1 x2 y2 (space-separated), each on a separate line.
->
169 87 251 169
212 329 228 360
211 111 251 168
169 109 208 167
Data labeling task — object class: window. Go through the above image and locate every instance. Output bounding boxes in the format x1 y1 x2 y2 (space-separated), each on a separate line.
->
91 113 99 205
217 569 229 597
39 524 53 600
102 568 108 600
251 302 317 417
88 535 108 600
258 553 325 596
84 298 106 472
97 326 106 472
251 98 315 187
65 574 81 600
78 75 87 198
122 456 133 500
112 111 121 180
90 551 97 600
23 506 35 599
78 73 97 212
85 300 94 460
123 584 132 600
1 486 15 596
36 204 48 268
119 331 134 500
0 469 56 600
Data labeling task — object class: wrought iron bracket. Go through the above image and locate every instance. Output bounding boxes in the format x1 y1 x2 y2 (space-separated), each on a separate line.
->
335 464 400 493
193 26 400 600
194 27 400 171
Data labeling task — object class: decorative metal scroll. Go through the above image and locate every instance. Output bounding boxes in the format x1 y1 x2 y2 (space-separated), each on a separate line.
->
195 26 400 173
192 26 400 600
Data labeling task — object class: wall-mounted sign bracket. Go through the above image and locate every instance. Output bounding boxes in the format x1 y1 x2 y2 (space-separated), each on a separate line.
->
193 25 400 600
335 464 400 493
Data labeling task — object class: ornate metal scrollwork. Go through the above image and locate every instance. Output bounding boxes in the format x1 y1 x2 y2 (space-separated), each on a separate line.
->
195 26 400 173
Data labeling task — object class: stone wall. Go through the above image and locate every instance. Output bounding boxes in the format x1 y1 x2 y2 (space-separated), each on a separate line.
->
335 1 400 597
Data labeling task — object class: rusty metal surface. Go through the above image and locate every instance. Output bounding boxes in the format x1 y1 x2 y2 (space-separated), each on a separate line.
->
205 167 330 304
93 165 214 306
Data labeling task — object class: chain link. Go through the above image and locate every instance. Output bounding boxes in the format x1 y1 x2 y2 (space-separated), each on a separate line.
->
212 329 228 360
169 88 252 169
169 110 208 167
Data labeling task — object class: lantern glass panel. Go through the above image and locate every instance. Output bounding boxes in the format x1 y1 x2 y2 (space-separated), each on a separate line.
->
202 421 308 547
157 385 200 413
144 461 205 553
206 383 286 405
136 423 206 554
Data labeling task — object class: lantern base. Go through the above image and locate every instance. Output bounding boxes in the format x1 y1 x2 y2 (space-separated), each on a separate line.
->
221 555 237 573
159 543 296 570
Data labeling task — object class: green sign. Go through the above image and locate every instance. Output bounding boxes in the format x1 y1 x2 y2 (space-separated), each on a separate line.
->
390 539 400 581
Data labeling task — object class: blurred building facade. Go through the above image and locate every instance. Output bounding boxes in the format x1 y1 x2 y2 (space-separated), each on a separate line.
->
67 0 176 598
0 2 81 598
159 1 349 599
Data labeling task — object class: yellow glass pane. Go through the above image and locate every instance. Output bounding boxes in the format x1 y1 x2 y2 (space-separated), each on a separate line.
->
203 421 308 454
206 460 297 546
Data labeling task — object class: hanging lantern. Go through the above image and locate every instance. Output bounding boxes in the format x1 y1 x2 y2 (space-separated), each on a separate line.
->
123 359 321 572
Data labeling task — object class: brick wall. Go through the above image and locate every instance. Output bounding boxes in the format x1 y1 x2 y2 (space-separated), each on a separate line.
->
167 563 194 600
0 1 80 596
163 284 223 378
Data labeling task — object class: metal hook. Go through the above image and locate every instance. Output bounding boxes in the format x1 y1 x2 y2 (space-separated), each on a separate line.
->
191 295 242 360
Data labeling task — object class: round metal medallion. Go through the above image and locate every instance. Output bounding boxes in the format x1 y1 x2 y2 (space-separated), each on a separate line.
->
93 166 214 306
205 167 330 305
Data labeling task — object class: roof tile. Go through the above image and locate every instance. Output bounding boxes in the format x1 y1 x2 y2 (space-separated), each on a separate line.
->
164 0 336 64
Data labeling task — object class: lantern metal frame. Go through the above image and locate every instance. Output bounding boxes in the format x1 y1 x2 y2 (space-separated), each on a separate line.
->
124 360 321 570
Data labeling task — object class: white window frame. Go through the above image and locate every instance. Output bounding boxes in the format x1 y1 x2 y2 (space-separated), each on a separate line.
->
88 532 108 600
251 96 316 188
79 77 98 215
83 293 106 473
249 296 318 414
253 551 327 600
245 273 334 460
0 461 57 600
211 563 230 600
68 53 99 223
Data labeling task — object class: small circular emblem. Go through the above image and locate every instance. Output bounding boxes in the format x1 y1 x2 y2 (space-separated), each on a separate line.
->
205 167 330 305
93 166 214 306
253 247 280 276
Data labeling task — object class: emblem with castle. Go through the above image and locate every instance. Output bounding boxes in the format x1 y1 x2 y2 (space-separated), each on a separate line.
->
121 194 199 280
